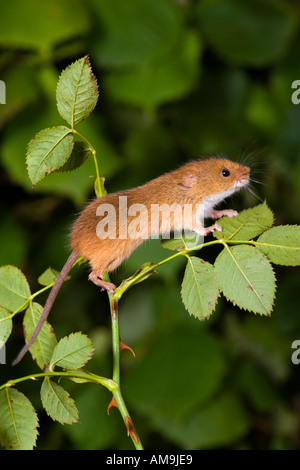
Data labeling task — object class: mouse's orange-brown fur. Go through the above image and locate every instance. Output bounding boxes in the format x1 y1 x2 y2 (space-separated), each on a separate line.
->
71 157 249 290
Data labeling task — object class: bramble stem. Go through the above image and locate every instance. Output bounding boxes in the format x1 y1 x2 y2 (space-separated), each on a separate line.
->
72 129 106 197
107 289 143 449
89 146 143 449
0 371 117 392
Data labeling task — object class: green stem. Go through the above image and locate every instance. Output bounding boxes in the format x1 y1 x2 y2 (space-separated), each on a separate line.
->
113 387 144 450
72 129 105 197
107 287 143 449
85 142 143 449
0 371 117 392
109 294 120 384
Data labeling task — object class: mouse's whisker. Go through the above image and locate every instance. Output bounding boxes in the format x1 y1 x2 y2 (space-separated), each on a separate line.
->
245 184 263 202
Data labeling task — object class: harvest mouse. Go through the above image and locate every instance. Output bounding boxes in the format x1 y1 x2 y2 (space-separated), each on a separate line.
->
13 157 249 365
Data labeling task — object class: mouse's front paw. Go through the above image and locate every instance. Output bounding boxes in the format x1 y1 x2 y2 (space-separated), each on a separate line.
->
203 223 222 236
211 209 238 219
222 209 238 218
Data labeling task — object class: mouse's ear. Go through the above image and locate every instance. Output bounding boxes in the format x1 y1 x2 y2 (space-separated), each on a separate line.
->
179 173 198 189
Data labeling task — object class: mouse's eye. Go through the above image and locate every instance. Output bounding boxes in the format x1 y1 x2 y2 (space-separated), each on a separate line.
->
221 168 230 177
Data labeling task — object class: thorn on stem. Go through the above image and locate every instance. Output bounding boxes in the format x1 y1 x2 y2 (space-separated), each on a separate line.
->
120 339 135 357
111 299 117 319
107 396 118 415
125 416 139 444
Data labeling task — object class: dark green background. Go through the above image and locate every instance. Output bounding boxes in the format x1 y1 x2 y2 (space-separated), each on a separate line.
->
1 0 300 450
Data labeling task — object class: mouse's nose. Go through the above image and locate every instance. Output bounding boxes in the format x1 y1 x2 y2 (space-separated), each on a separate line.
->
236 167 250 188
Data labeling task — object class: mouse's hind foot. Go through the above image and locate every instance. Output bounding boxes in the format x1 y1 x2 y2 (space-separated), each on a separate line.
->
88 271 116 293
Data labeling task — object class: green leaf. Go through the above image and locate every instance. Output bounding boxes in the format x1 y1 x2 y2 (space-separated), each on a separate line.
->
0 388 39 450
152 392 249 449
93 0 181 68
240 316 290 381
214 202 274 241
0 0 89 52
50 333 94 371
160 237 186 251
57 141 91 173
0 213 27 267
105 30 201 111
40 377 79 425
23 302 57 370
123 325 227 421
1 106 120 205
38 267 60 286
236 360 278 413
215 245 276 315
0 64 40 128
161 232 200 251
245 84 282 136
56 56 99 127
197 0 297 67
257 225 300 266
64 385 120 449
26 126 74 186
181 257 219 319
0 306 12 344
0 265 30 312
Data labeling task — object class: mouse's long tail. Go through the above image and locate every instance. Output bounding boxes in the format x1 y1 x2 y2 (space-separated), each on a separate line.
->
12 251 79 366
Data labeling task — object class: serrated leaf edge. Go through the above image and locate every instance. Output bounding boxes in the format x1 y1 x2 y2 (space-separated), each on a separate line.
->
56 55 99 128
0 388 39 450
50 332 94 371
216 201 275 241
0 264 31 304
181 256 220 320
216 246 277 316
257 224 300 266
26 126 73 185
41 377 79 425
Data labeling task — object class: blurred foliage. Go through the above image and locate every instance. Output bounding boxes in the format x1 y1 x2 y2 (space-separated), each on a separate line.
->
0 0 300 450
